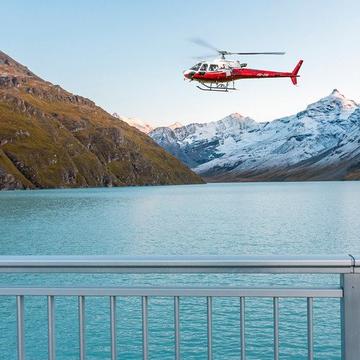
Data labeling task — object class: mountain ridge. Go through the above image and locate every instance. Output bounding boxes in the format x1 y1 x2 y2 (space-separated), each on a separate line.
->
149 90 360 181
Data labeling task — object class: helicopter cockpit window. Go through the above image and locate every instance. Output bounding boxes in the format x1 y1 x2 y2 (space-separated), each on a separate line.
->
200 63 208 71
190 63 201 71
209 64 219 71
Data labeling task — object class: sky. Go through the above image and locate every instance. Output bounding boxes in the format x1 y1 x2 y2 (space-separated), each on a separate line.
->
1 0 360 127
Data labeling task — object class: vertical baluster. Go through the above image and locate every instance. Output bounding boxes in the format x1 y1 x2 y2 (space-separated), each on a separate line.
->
79 296 86 360
16 295 25 360
240 297 246 360
207 296 212 360
307 297 314 360
273 297 279 360
142 296 148 360
174 296 180 360
48 296 56 360
110 296 117 360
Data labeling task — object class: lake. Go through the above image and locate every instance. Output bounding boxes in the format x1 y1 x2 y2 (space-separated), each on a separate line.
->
1 182 359 359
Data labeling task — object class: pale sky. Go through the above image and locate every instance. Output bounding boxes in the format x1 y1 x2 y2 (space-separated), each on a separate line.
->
1 0 360 126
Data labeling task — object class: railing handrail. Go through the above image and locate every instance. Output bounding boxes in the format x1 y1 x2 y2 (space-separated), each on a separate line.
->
0 255 356 273
0 286 343 297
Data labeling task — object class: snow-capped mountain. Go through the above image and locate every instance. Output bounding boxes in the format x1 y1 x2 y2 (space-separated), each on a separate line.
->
168 122 183 130
113 113 154 134
149 90 360 181
150 113 255 168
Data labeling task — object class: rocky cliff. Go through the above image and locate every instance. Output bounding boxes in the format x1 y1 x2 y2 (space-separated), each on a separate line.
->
0 51 203 189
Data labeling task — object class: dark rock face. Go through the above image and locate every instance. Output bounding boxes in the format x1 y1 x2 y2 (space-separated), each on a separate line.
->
0 166 24 190
0 50 203 189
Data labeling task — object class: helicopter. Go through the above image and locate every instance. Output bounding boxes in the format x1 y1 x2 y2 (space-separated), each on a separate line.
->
184 39 303 92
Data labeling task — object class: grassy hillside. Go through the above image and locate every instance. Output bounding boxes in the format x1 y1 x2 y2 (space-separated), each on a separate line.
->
0 51 203 189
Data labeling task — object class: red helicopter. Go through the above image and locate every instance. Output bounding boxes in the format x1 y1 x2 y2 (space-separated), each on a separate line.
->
184 39 303 92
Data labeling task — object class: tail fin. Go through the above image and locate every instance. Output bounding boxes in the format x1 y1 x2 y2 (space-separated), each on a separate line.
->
291 60 303 85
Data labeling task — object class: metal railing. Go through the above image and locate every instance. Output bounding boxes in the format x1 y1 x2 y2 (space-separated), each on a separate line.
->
0 255 359 360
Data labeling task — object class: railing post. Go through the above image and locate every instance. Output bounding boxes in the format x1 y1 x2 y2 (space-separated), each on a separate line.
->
341 273 360 360
79 296 86 360
16 295 25 360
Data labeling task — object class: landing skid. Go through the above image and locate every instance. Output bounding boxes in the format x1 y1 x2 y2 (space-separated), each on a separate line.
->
196 81 237 92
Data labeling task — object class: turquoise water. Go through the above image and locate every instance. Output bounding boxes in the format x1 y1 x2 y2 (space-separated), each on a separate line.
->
1 182 360 359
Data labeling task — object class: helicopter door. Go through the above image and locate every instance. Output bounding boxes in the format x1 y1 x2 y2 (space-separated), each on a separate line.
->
219 64 231 77
222 65 231 78
198 63 208 75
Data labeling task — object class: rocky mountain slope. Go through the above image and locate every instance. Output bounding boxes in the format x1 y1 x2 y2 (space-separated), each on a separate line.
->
0 51 203 189
150 91 360 181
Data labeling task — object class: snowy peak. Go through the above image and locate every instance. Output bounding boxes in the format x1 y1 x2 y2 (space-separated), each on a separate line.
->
325 89 358 108
168 122 183 130
223 112 251 121
169 113 255 143
112 113 154 134
112 114 183 134
217 113 256 129
330 88 343 97
302 89 358 121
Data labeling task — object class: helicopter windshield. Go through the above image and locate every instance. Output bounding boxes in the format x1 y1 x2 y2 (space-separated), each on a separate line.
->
190 63 201 71
200 63 208 71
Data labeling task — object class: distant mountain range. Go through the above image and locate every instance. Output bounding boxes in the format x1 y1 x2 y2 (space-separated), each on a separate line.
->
113 113 183 134
0 51 202 190
149 90 360 181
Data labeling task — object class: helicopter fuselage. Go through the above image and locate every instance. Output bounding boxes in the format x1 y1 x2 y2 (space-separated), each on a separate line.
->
184 59 303 88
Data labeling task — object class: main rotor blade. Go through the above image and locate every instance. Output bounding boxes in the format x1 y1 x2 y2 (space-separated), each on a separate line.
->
189 38 286 57
192 54 217 60
189 38 220 53
227 52 285 55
